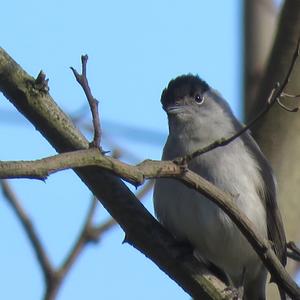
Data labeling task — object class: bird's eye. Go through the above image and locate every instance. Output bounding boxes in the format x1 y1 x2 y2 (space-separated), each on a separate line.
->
194 94 204 104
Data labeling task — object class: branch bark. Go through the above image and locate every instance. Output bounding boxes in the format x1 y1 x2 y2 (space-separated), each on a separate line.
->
1 45 300 298
250 0 300 266
244 2 300 299
0 147 300 298
244 0 278 116
0 48 228 300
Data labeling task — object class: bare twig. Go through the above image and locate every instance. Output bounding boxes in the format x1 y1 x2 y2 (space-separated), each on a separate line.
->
0 47 231 300
0 180 54 283
1 150 300 298
45 179 154 299
43 196 99 300
287 242 300 262
59 180 155 276
3 46 300 299
58 197 98 277
71 55 102 149
282 92 300 98
1 176 153 300
276 97 299 112
88 180 154 238
35 70 49 93
0 161 154 299
182 37 300 163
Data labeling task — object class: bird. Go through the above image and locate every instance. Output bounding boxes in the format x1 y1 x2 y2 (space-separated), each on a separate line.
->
153 74 286 300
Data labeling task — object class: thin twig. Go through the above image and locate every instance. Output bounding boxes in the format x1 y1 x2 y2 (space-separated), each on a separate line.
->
88 180 154 238
287 241 300 262
282 92 300 98
183 37 300 163
0 162 153 300
44 147 129 298
49 178 154 297
58 196 98 277
71 55 102 149
1 150 300 297
0 46 236 300
277 97 299 112
0 180 54 283
287 252 300 262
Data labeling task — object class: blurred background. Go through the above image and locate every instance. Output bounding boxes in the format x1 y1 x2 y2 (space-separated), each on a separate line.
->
1 0 299 299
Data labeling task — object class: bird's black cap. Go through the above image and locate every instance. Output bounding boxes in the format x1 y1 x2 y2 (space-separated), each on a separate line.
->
161 74 209 108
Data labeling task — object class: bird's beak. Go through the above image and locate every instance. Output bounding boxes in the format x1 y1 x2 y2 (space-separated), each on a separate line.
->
165 105 187 114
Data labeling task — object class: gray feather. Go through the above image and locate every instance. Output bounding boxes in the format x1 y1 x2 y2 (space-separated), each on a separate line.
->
154 74 287 300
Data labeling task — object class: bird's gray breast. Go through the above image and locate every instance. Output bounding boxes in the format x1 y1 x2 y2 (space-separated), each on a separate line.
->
153 136 267 279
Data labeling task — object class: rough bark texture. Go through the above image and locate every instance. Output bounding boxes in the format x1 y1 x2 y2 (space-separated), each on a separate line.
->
247 1 300 297
244 0 277 115
252 0 300 247
0 47 228 300
243 1 281 298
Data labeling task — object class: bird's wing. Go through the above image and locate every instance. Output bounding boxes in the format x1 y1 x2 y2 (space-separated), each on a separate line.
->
243 132 287 266
261 180 287 266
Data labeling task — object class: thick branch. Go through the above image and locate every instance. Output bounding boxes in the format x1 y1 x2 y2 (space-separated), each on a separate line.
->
88 180 154 238
0 47 227 300
0 149 300 298
52 180 154 298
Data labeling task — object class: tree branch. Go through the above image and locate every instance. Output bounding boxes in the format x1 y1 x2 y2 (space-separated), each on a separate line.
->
0 148 300 298
1 164 155 299
71 55 102 148
182 37 300 164
0 180 54 283
1 46 300 299
287 242 300 262
57 196 98 278
0 47 228 300
88 180 154 238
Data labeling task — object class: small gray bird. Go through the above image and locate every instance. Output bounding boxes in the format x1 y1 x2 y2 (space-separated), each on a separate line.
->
153 75 286 300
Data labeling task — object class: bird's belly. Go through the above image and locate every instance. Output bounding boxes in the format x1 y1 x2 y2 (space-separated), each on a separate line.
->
154 179 265 281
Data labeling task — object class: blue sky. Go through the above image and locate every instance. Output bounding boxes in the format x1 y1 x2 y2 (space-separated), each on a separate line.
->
0 1 241 299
